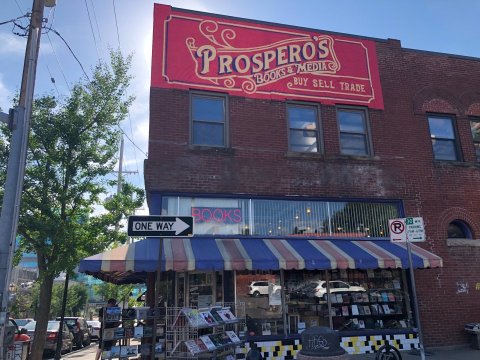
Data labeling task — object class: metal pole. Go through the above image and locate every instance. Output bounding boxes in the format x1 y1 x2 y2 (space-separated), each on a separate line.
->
406 239 426 360
150 238 164 360
0 1 45 356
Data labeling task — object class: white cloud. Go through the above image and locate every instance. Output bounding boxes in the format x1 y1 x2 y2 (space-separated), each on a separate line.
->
0 33 27 55
0 76 11 112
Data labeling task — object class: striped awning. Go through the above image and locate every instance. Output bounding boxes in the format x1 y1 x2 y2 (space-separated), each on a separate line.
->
78 237 443 284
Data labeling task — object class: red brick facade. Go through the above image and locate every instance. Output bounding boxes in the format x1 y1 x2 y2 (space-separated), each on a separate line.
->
146 22 480 347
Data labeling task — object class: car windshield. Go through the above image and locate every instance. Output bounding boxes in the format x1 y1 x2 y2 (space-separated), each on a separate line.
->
24 321 36 330
87 321 100 327
14 319 30 326
47 321 60 331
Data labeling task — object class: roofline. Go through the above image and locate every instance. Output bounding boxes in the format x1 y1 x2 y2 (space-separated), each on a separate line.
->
168 5 480 62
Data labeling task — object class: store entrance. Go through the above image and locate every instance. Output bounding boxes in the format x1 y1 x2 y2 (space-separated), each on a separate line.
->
176 271 224 308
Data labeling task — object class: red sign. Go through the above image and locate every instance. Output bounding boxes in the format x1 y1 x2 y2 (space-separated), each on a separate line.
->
152 5 384 109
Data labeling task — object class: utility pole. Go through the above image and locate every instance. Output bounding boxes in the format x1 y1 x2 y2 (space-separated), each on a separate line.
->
0 0 50 357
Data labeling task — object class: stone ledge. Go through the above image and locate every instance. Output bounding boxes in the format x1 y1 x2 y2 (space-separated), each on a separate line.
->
447 238 480 247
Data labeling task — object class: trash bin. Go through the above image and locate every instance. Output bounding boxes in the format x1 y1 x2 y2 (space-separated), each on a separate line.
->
464 323 480 350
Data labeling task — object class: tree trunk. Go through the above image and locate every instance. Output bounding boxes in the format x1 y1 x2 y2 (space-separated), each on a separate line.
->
30 273 54 360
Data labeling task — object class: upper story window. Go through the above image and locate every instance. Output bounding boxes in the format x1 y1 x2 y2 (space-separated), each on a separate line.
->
427 115 459 161
287 104 320 153
162 196 400 238
447 220 472 239
470 118 480 162
191 92 227 147
337 108 371 156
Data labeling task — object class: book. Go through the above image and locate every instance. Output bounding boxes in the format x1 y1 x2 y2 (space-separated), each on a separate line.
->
225 330 241 343
370 304 378 315
399 320 408 328
103 328 114 341
393 279 401 289
351 304 359 315
122 308 136 320
199 310 218 326
217 307 237 323
341 306 349 316
182 308 208 327
358 320 365 329
143 326 153 337
155 342 163 354
363 306 371 315
362 292 369 303
110 346 121 358
382 304 391 314
358 305 365 315
335 294 343 303
185 340 201 355
138 344 151 356
381 292 389 302
124 327 134 338
342 293 350 303
120 345 138 357
199 335 216 350
133 326 143 338
113 328 125 339
388 292 396 302
135 307 149 320
209 307 225 324
195 338 208 352
105 307 121 322
208 333 226 347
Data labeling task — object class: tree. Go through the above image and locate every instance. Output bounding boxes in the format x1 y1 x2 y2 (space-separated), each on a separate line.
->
0 50 144 360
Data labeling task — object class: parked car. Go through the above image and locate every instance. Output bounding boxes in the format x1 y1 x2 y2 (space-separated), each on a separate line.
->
313 280 366 298
56 317 91 348
12 318 34 330
24 320 73 355
9 318 30 342
248 281 281 297
86 320 101 340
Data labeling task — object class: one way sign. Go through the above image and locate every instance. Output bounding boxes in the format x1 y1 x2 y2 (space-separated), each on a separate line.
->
127 216 194 237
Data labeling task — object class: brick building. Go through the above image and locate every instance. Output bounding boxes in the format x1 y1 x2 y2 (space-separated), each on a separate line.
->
144 4 480 356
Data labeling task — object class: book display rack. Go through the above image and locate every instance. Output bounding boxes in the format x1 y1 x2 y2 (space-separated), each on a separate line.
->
100 306 165 359
165 302 245 359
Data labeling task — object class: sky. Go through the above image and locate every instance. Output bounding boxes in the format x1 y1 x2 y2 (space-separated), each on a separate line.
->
1 0 480 214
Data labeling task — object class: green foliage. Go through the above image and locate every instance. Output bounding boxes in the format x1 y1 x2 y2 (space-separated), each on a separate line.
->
0 50 144 279
50 282 89 318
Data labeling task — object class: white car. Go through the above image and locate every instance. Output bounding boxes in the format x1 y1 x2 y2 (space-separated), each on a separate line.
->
87 320 101 340
248 281 281 297
313 280 366 298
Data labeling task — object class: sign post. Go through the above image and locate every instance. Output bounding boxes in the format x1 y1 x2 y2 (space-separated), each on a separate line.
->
389 217 426 360
127 215 193 360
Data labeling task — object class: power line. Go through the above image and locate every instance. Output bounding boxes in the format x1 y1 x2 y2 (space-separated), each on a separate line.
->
118 126 147 157
48 27 90 81
0 14 28 26
83 0 100 60
46 32 71 95
45 64 60 97
112 0 121 49
89 0 102 46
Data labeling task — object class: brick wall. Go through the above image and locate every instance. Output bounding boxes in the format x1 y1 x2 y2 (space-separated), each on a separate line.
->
146 38 480 347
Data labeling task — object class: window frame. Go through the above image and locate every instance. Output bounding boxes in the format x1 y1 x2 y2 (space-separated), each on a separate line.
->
190 91 228 148
469 117 480 162
286 102 322 153
336 106 373 156
427 114 461 161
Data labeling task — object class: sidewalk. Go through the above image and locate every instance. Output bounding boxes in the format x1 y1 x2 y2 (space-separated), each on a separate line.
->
349 346 480 360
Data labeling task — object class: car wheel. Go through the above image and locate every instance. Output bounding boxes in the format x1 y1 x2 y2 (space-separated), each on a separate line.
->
253 291 261 297
83 335 91 346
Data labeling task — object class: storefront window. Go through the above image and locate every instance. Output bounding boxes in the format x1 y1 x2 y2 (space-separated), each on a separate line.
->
234 269 412 336
162 196 399 238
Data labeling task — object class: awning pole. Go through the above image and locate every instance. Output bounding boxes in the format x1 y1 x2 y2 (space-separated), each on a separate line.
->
280 269 287 336
407 240 426 360
325 270 332 329
151 237 164 360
